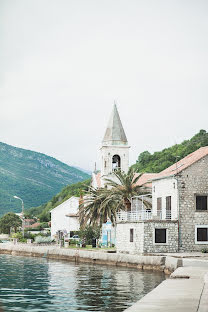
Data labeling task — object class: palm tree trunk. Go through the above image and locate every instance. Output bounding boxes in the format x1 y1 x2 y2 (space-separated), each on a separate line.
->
124 199 131 211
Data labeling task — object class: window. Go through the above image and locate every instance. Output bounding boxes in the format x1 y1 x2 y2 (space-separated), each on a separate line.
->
195 226 208 244
155 229 167 244
166 196 171 220
196 196 207 211
157 197 162 217
112 155 121 170
130 228 134 242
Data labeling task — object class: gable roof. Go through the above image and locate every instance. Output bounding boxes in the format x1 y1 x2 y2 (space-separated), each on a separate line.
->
102 104 128 146
134 173 159 188
153 146 208 180
50 196 79 213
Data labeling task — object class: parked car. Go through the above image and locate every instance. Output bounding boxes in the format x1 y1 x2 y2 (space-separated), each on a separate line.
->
69 235 80 241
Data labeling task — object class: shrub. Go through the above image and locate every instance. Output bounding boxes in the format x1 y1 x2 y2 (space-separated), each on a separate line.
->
69 239 79 245
11 232 27 243
34 236 54 244
79 226 100 245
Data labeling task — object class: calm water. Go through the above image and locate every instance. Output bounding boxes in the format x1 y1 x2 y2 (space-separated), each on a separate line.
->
0 254 165 312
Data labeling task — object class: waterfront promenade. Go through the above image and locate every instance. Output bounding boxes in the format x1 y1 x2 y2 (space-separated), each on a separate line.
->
124 266 208 312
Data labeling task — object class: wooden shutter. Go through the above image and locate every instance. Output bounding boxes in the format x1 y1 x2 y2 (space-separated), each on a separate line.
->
166 196 171 219
157 197 162 217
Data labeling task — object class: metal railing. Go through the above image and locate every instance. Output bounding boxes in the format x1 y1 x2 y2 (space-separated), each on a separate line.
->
116 210 173 222
117 210 152 222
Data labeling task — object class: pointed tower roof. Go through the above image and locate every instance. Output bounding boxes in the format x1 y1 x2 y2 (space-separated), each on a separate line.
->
102 104 128 146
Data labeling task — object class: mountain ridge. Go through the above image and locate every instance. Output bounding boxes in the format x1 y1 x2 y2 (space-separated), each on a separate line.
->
0 141 90 216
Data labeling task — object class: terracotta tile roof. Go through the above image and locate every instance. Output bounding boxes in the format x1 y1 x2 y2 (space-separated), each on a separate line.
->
134 173 159 188
154 146 208 180
93 171 157 188
24 219 35 222
24 222 40 228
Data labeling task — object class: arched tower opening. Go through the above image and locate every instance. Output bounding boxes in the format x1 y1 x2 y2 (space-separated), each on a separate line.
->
112 154 121 171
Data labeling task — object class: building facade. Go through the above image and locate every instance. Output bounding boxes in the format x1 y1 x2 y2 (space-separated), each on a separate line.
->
50 196 80 238
116 147 208 254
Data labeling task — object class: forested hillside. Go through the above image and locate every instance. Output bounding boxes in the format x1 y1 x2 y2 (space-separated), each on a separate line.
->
26 179 91 221
132 130 208 173
0 142 90 216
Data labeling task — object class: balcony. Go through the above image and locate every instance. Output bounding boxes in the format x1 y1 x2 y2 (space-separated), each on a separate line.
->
116 210 172 223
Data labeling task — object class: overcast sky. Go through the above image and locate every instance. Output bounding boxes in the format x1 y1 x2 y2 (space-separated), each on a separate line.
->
1 0 208 171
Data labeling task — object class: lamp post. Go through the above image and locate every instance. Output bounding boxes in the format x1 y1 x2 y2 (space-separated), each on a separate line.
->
13 196 24 238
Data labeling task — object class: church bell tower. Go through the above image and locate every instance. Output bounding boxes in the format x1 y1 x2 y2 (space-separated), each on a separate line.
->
100 104 130 187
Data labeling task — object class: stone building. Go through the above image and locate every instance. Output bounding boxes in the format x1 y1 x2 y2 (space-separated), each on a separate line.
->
116 147 208 254
152 146 208 252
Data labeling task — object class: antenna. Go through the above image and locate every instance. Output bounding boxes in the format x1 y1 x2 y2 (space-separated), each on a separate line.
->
174 140 180 175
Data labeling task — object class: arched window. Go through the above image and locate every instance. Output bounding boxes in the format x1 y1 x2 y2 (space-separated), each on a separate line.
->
112 155 121 170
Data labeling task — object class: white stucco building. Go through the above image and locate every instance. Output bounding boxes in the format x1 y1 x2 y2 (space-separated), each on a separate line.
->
50 196 80 238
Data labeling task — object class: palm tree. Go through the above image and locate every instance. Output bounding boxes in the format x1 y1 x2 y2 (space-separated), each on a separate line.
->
104 168 151 211
79 168 151 227
79 187 121 227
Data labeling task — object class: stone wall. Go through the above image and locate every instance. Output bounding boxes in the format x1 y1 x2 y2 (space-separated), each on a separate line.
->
177 155 208 251
116 220 178 254
143 221 178 253
0 243 176 273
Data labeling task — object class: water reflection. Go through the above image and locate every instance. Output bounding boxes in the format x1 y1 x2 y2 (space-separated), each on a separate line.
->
0 255 165 312
74 264 164 311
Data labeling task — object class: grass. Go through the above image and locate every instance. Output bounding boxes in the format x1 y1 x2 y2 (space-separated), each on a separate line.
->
68 244 116 251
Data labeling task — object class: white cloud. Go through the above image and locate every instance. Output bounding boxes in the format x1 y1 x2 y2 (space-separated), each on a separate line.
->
1 0 208 170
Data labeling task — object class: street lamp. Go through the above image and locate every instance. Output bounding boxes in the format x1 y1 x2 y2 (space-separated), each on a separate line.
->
13 196 25 238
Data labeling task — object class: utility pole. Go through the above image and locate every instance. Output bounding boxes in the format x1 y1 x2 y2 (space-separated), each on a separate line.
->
13 196 24 238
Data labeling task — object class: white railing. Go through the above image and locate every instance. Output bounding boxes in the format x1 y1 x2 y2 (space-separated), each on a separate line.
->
117 210 152 222
116 210 173 222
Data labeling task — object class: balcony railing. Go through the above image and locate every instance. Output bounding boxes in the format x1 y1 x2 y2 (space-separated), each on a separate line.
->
117 210 152 222
116 210 173 222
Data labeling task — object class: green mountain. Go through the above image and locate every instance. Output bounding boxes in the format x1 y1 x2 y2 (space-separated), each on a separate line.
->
132 129 208 173
0 142 90 216
27 179 91 222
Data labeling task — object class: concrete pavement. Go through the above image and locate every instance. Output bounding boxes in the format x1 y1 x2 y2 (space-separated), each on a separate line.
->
124 266 208 312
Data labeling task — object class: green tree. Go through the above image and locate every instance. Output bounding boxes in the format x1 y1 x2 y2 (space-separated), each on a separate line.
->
79 168 151 227
105 168 151 211
79 187 118 227
0 212 22 234
132 130 208 173
79 225 100 245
